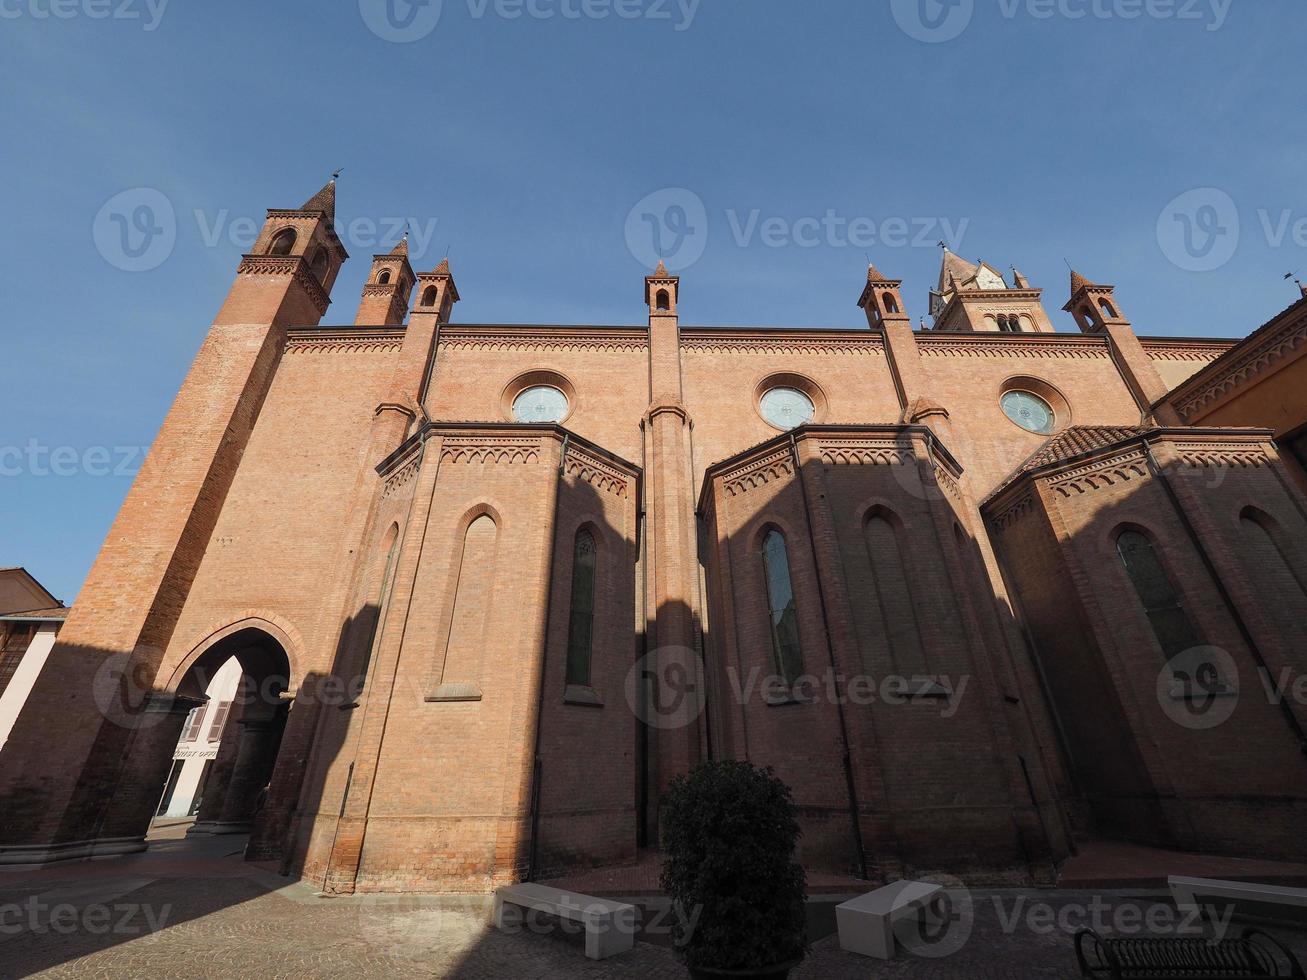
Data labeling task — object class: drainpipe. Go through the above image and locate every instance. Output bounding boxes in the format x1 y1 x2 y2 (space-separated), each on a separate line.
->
787 432 869 881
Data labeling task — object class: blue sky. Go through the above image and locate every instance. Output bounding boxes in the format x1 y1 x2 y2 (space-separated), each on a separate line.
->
2 0 1303 601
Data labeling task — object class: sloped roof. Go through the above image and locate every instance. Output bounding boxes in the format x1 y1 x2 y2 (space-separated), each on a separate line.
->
299 177 336 220
1020 425 1153 472
0 605 69 621
938 250 979 292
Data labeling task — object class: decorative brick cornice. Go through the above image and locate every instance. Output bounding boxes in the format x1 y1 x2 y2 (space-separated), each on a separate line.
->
440 437 542 465
721 447 795 498
564 442 631 497
818 438 914 466
236 254 332 315
1172 442 1270 469
989 490 1036 532
1138 338 1237 361
680 328 884 356
1047 449 1149 498
1165 306 1307 418
916 334 1110 359
285 328 405 354
438 325 648 352
382 456 421 497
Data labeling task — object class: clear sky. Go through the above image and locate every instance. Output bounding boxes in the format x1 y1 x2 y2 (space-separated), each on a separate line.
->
2 0 1303 601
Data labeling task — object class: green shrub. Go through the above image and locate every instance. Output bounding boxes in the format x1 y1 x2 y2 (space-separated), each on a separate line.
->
659 760 808 970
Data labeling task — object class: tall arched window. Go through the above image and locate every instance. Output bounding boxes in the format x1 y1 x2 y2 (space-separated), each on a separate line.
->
378 269 392 285
656 289 670 311
1116 529 1201 661
268 229 296 256
883 292 899 314
864 512 928 673
437 514 498 695
356 526 400 696
421 284 439 307
761 530 803 683
566 529 598 687
1099 299 1117 319
1240 509 1307 644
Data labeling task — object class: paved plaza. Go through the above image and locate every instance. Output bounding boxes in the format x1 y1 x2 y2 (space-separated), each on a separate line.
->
1 832 1305 978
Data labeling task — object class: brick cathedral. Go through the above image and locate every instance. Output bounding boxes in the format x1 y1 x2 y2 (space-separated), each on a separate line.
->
2 178 1305 893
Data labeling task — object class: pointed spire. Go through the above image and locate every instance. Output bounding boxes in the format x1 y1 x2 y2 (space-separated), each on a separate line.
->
653 259 670 277
866 261 888 283
1011 266 1031 289
938 249 979 293
299 175 337 221
1069 268 1094 297
433 256 450 275
389 231 409 257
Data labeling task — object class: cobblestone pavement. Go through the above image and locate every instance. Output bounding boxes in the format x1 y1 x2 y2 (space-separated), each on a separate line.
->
1 840 1304 978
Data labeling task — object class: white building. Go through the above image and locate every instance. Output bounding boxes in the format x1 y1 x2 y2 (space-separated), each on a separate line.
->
0 568 67 754
156 655 243 820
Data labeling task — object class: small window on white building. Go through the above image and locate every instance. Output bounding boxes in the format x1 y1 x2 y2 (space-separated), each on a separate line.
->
206 700 232 741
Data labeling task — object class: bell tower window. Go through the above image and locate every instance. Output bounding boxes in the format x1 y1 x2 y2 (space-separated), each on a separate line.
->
268 229 296 256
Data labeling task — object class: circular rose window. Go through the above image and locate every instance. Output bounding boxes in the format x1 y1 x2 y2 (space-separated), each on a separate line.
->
512 385 568 423
1000 389 1056 434
760 387 815 430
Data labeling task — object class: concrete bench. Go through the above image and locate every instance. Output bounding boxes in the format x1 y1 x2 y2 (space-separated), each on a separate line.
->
1169 875 1307 932
835 880 943 959
492 882 636 960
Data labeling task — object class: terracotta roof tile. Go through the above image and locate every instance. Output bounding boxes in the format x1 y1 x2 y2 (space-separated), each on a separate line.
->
299 177 336 221
1021 425 1152 472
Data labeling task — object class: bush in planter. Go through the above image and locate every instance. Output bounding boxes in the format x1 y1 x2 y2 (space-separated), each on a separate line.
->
659 760 808 974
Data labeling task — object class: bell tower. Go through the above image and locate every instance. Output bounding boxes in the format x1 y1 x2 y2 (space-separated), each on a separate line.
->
857 262 908 328
928 246 1055 333
0 176 355 863
412 257 460 323
1064 268 1180 422
354 235 415 326
217 176 349 326
1064 269 1131 333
